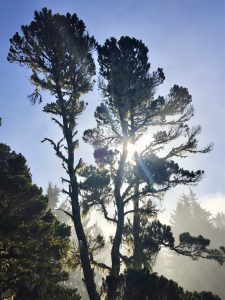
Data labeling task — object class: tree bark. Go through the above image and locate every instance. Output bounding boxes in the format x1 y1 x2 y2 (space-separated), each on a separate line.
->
57 85 100 300
132 182 142 270
107 134 128 300
70 175 100 300
130 115 142 270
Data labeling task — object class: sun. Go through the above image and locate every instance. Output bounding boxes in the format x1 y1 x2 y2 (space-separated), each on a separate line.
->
126 141 145 161
126 142 136 160
126 133 154 161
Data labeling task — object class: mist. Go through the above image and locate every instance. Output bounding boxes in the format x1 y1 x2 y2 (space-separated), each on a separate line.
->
155 190 225 299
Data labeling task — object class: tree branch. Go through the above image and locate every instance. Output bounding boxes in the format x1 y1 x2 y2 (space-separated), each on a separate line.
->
41 137 68 163
56 208 73 220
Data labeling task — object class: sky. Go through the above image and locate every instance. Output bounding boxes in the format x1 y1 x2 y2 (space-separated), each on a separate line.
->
0 0 225 220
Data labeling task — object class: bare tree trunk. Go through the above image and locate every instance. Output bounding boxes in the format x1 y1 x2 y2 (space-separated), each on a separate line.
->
132 182 142 270
57 85 100 300
70 176 100 300
130 115 142 271
107 135 128 300
107 203 124 300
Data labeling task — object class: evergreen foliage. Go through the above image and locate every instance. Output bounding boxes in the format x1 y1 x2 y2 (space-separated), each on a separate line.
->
8 8 100 300
83 36 219 298
122 269 221 300
0 143 80 299
7 8 224 300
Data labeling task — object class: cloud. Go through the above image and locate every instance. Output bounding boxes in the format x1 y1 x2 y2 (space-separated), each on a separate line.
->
200 193 225 216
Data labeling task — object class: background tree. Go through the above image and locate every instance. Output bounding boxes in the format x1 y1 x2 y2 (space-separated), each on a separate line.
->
82 36 221 299
8 8 100 300
47 182 61 211
213 212 225 236
0 143 80 300
155 190 225 299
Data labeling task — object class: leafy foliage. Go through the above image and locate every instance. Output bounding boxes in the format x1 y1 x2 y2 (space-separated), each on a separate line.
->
123 217 225 269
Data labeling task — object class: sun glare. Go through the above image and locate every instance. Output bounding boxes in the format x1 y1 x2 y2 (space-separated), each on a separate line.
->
127 141 145 161
126 133 154 161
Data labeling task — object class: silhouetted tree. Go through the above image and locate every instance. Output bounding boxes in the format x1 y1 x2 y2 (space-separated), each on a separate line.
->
83 36 220 299
122 269 221 300
8 8 100 300
0 143 80 300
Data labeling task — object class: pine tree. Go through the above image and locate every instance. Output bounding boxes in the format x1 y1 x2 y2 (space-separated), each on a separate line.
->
170 190 213 240
82 36 222 299
8 8 100 300
7 11 225 298
213 213 225 229
47 182 61 211
0 143 80 300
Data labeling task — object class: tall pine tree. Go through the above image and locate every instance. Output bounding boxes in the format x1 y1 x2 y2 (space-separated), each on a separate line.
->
82 36 222 299
8 8 100 300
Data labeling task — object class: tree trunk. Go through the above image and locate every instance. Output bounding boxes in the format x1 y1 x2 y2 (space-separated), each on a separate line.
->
107 197 124 300
66 135 100 300
130 115 142 271
132 182 142 270
70 178 100 300
107 137 128 300
57 85 100 300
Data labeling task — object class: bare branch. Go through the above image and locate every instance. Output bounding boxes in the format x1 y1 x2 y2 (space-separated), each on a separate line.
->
61 177 70 184
51 117 63 129
99 200 118 223
62 188 71 196
74 158 83 173
41 137 68 163
91 259 111 272
123 186 169 205
56 208 73 220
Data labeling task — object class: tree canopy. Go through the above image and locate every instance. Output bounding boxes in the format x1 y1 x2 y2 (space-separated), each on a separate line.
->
82 35 218 299
8 8 100 300
0 143 80 300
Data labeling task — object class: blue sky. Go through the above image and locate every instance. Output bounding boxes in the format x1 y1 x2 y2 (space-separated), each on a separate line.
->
0 0 224 218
